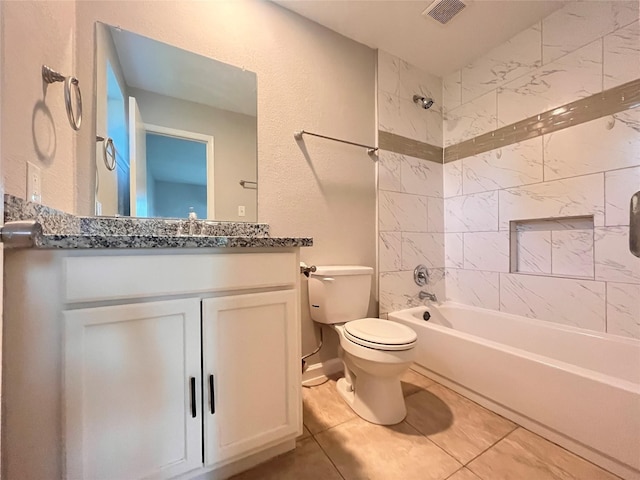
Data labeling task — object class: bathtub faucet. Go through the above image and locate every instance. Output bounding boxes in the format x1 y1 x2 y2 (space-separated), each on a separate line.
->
419 291 437 302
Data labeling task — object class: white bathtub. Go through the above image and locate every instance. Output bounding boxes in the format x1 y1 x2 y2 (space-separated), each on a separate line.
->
389 302 640 480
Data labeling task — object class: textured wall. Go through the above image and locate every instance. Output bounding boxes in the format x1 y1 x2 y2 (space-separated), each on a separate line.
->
442 2 640 338
1 0 77 213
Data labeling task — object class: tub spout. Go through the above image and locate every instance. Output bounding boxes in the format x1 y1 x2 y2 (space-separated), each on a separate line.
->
419 291 437 302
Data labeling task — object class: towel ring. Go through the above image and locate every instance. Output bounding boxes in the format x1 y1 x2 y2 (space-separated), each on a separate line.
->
96 136 116 171
42 65 82 131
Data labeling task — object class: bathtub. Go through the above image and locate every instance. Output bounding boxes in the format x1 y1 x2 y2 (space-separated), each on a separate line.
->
389 302 640 480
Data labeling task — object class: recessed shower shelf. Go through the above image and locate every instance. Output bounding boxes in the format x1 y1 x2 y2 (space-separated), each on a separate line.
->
510 216 595 280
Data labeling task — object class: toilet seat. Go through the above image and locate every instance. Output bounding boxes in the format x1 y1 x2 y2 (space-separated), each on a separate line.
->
344 318 417 351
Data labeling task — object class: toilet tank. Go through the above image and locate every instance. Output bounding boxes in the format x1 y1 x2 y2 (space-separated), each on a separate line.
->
308 266 373 324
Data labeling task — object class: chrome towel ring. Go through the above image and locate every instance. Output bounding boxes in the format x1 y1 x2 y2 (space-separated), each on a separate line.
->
96 136 117 171
42 65 82 131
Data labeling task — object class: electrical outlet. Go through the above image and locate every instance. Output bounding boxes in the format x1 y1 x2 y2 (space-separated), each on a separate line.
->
95 201 102 216
238 205 246 217
26 162 42 203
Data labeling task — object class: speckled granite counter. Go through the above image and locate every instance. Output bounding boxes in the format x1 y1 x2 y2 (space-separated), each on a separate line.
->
3 195 312 249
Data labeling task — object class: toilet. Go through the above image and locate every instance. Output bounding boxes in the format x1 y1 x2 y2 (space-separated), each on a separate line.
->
308 265 417 425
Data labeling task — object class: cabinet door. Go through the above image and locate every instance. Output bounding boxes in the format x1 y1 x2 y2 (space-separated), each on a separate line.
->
203 290 300 468
64 299 202 480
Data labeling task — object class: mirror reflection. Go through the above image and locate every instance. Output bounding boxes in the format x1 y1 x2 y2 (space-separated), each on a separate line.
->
94 23 258 221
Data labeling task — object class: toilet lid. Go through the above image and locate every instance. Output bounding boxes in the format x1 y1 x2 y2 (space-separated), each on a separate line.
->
344 318 417 351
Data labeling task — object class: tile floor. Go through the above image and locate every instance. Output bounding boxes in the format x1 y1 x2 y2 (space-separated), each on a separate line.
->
231 369 619 480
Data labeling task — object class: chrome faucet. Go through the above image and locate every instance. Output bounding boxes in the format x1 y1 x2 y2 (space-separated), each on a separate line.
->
419 291 437 302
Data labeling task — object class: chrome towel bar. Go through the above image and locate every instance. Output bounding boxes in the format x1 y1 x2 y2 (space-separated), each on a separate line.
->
294 129 378 156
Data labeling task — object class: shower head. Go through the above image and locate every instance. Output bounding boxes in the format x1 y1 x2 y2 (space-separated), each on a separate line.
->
413 95 434 110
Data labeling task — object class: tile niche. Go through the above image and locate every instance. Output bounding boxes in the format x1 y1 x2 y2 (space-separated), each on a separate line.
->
511 216 595 279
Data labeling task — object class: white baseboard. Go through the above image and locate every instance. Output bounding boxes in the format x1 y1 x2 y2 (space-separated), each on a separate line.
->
301 358 344 387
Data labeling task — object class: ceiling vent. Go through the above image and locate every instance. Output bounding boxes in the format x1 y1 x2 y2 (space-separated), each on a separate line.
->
422 0 467 25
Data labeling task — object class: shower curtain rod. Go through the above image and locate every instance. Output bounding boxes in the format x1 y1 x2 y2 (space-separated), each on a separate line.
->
294 130 378 156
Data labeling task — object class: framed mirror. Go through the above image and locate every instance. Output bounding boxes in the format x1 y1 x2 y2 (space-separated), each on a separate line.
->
94 23 258 222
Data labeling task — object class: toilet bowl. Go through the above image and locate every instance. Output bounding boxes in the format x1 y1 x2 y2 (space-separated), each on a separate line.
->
308 266 417 425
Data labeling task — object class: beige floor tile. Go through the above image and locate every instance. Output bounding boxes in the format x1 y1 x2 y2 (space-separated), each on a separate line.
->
401 368 436 397
315 417 461 480
405 384 517 464
303 377 356 434
468 428 619 480
230 437 342 480
446 467 482 480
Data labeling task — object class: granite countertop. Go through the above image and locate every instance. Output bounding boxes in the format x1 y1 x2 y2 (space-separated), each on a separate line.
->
3 195 312 249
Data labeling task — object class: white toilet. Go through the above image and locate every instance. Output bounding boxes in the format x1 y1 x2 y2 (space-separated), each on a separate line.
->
308 265 417 425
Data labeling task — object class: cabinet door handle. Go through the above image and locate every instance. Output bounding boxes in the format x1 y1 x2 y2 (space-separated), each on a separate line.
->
209 374 215 415
190 377 197 418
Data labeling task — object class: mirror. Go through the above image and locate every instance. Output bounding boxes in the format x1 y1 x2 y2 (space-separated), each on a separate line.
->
94 23 258 222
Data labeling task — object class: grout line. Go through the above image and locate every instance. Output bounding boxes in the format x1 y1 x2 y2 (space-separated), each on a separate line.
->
309 435 347 480
463 423 519 468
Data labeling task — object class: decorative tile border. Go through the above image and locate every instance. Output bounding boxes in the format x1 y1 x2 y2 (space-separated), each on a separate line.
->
378 131 443 163
444 78 640 163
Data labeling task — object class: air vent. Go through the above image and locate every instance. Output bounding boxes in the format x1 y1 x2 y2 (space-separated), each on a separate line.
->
422 0 467 25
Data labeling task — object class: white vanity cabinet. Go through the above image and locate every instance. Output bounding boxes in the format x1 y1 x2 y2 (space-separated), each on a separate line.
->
202 290 299 468
3 248 302 480
64 299 204 480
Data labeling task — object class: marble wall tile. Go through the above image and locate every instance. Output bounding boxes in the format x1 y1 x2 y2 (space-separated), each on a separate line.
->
445 233 464 268
605 166 640 226
379 191 428 232
427 197 445 233
379 91 428 143
379 270 422 314
543 108 640 181
446 268 500 310
500 273 606 331
515 230 552 274
402 232 445 269
462 137 543 195
461 23 542 104
426 108 444 148
498 174 605 230
594 227 640 284
445 191 499 233
607 282 640 339
551 229 594 278
498 40 603 127
379 232 402 272
463 232 510 272
378 150 403 192
402 155 443 198
443 70 462 112
444 161 463 198
542 1 638 64
378 49 402 97
604 21 640 90
444 91 497 147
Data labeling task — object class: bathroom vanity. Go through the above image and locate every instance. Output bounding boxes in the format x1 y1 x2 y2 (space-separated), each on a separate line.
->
2 195 312 480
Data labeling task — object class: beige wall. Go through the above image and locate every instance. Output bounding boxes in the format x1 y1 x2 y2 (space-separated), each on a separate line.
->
129 87 258 222
1 0 77 213
2 0 376 368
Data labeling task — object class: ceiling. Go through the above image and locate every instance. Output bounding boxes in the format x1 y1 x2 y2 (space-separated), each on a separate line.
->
273 0 565 76
110 26 257 117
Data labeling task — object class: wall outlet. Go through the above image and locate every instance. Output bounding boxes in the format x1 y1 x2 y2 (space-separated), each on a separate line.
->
26 162 42 203
238 205 246 217
95 201 102 216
